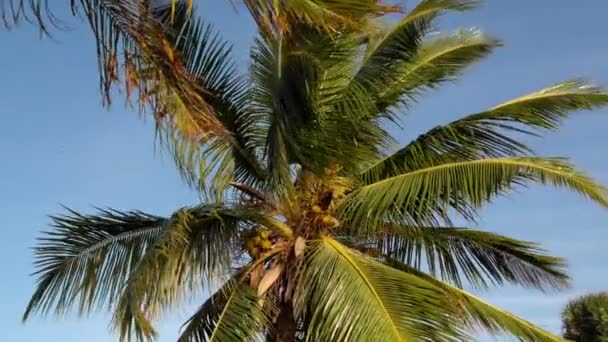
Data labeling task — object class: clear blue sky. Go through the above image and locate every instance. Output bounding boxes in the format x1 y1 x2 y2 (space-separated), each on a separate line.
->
1 1 607 341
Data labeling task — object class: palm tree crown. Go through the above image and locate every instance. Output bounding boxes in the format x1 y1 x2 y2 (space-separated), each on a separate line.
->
8 0 608 341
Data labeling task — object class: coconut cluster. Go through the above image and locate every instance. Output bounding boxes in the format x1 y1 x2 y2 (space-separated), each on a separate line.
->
245 227 273 258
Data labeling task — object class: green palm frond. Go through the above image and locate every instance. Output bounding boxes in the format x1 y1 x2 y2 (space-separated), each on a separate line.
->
156 10 266 192
343 157 608 229
4 0 265 193
296 236 561 341
249 34 294 197
378 28 501 113
178 277 271 342
23 208 166 321
296 236 463 341
2 0 399 35
22 204 262 341
362 79 608 183
250 24 387 194
352 0 478 121
243 0 399 37
111 205 261 341
385 260 562 341
340 225 568 290
12 1 608 341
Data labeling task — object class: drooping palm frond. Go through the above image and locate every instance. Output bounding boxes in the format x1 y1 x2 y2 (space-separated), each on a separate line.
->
178 277 271 342
385 259 562 341
362 79 608 183
23 208 166 321
339 225 568 290
377 28 501 113
342 157 608 229
22 204 268 341
4 0 266 194
295 236 461 341
155 10 266 192
110 203 279 341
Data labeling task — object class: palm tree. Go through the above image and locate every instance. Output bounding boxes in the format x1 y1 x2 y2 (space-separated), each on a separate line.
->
8 0 608 341
562 292 608 341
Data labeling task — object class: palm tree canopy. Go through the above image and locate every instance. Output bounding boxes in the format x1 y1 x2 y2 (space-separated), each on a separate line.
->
8 0 608 341
561 292 608 341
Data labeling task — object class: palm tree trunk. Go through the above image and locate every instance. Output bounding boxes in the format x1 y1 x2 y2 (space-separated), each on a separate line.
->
275 300 296 342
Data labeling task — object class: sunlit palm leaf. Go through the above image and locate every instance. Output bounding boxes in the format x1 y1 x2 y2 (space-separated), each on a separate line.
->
296 236 463 341
343 157 608 229
378 28 501 113
243 0 399 37
340 225 568 289
352 0 478 122
178 277 270 342
386 260 563 341
362 79 608 183
2 0 399 34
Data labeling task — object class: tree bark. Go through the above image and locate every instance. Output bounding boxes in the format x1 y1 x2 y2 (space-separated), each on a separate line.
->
275 300 296 342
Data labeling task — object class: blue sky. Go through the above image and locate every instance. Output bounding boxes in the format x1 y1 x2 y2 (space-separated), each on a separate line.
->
1 1 607 341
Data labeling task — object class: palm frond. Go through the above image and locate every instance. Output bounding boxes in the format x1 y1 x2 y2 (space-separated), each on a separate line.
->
3 0 399 35
361 79 608 183
4 0 265 195
342 157 608 229
295 237 561 341
296 236 463 341
178 277 271 342
156 9 267 192
249 34 295 198
111 204 261 341
23 208 166 322
385 260 562 341
351 0 478 121
22 203 264 341
340 225 568 290
243 0 399 38
377 28 501 113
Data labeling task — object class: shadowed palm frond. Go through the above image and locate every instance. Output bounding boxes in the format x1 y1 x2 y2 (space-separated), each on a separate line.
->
385 260 562 341
250 24 388 196
343 157 608 230
22 204 268 341
23 208 166 322
110 204 271 341
362 79 608 183
155 9 267 192
4 0 266 194
249 34 295 198
339 225 568 290
178 276 271 342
